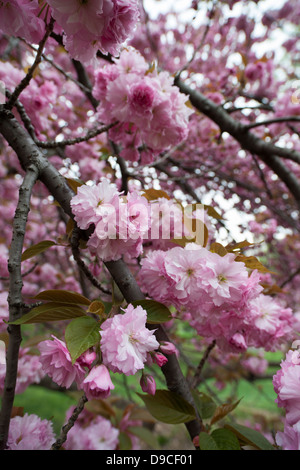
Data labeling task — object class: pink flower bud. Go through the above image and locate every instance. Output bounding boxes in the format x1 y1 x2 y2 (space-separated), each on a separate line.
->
81 364 114 401
77 349 97 369
229 333 247 352
159 341 178 356
140 374 156 395
152 352 168 367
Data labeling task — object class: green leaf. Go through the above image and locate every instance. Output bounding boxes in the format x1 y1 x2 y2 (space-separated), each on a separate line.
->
34 289 91 306
102 301 113 315
10 302 87 325
224 423 274 450
191 391 217 420
65 316 100 364
21 240 57 261
137 389 196 424
131 300 172 324
199 432 219 450
118 432 133 450
128 426 158 449
211 428 241 450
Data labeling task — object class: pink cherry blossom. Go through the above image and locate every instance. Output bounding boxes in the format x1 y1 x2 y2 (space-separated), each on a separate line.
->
14 349 44 394
81 364 115 400
138 250 172 302
128 79 156 117
64 410 119 450
70 178 121 230
94 48 193 161
100 304 159 375
47 0 139 64
114 48 149 75
99 0 140 57
0 0 45 44
47 0 112 36
38 335 86 389
6 413 55 450
245 294 295 351
276 422 300 450
71 180 152 261
273 349 300 426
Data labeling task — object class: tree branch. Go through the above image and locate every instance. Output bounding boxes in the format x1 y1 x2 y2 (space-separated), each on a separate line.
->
245 116 300 130
174 78 300 207
35 122 118 149
0 164 39 450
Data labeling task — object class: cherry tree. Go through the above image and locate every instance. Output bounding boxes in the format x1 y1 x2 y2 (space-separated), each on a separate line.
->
0 0 299 451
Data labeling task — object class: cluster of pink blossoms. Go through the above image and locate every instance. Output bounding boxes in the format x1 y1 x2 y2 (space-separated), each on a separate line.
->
47 0 140 64
139 244 296 353
0 1 46 44
0 1 139 65
70 178 197 262
273 344 300 450
93 49 194 163
70 178 150 261
37 304 167 407
6 413 55 450
63 408 119 450
0 344 44 395
38 335 117 401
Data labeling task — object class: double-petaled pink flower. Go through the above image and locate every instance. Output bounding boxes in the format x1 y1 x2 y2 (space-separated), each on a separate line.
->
100 304 159 375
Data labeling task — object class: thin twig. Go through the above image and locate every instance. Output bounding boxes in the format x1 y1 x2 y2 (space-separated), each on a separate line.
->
245 116 300 130
5 17 55 110
280 265 300 288
190 340 216 389
35 121 118 149
251 153 273 200
19 39 93 95
176 0 217 78
71 227 112 296
51 394 88 450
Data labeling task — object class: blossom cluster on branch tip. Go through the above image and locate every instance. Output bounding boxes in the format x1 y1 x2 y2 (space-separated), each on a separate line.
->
36 303 169 402
0 0 46 44
0 1 140 64
94 48 194 163
47 0 140 64
139 244 296 354
70 178 205 262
